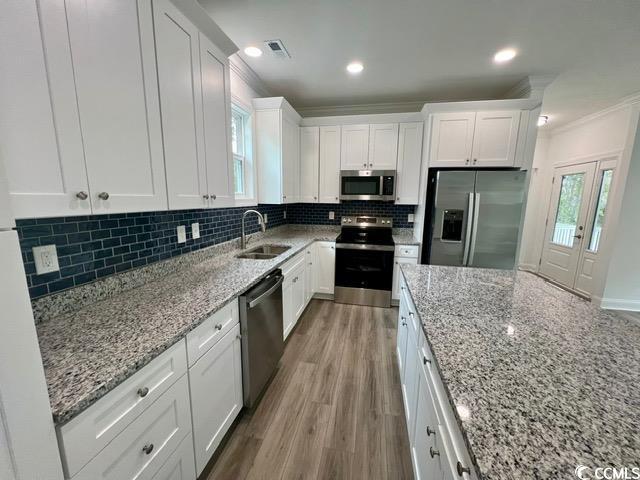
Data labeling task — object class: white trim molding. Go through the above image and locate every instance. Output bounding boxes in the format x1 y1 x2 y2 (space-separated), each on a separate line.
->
600 298 640 312
503 75 556 101
229 54 272 98
296 100 425 118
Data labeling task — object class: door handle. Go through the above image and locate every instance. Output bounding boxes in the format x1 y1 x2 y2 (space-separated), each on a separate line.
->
468 193 481 265
462 193 474 265
574 234 583 239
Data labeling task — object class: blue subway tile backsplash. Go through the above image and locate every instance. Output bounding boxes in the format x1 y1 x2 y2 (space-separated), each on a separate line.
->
16 204 286 299
287 201 415 228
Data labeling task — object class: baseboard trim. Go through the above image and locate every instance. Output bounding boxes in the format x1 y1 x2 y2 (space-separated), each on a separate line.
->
600 298 640 312
518 263 539 273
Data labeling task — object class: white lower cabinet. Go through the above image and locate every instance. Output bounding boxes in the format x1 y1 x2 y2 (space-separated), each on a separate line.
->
189 323 243 476
304 243 317 305
282 252 306 340
315 241 336 295
399 273 477 480
392 244 420 301
74 375 192 480
151 432 196 480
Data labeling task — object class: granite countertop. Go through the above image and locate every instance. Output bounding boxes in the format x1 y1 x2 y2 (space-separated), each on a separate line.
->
392 231 421 246
400 264 640 480
37 228 338 425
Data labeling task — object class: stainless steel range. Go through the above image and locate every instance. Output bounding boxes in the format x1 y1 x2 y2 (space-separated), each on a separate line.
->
334 216 395 308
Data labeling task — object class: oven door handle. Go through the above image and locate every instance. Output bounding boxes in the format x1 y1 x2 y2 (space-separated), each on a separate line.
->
335 243 395 252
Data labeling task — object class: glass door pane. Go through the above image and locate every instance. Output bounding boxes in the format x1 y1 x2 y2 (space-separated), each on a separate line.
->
587 169 613 252
551 173 585 247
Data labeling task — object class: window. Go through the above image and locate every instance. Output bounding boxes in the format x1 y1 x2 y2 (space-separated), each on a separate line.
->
588 169 613 253
231 105 248 195
551 173 585 247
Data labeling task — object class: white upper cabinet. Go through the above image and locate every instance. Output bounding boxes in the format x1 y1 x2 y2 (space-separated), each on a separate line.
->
396 122 424 204
199 34 234 207
299 127 320 203
340 124 370 170
154 0 207 210
254 97 301 204
318 126 341 204
471 110 520 167
154 0 234 210
1 0 89 219
429 112 476 168
429 110 521 168
66 0 167 214
368 123 399 170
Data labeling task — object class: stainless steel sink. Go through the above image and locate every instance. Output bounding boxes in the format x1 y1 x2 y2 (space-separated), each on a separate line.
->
236 244 291 260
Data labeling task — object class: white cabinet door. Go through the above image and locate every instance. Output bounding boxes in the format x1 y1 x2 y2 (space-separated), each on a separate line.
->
340 124 369 170
412 374 442 480
255 109 283 204
291 261 306 321
189 324 242 476
368 123 399 170
396 301 409 386
154 0 207 211
282 276 294 340
200 34 234 208
315 241 335 294
319 126 341 203
67 0 167 214
299 127 320 203
392 257 418 301
403 325 421 441
305 243 317 304
396 122 424 204
1 0 89 218
151 433 195 480
429 113 476 168
282 117 299 203
471 110 520 167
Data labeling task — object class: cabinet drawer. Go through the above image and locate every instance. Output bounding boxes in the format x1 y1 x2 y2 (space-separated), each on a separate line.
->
74 374 192 480
151 431 196 480
281 250 305 277
186 300 239 367
58 341 188 478
395 244 419 258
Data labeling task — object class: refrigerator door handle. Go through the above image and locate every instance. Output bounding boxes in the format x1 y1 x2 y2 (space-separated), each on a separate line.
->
462 192 475 265
468 193 481 265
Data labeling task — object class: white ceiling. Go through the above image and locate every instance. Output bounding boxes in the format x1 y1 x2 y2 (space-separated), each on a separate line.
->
200 0 640 126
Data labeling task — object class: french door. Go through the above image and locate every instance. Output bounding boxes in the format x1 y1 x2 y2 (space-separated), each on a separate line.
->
539 159 616 296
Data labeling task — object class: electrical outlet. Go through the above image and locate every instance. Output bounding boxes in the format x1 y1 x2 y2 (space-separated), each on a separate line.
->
177 225 186 243
191 222 200 239
329 211 335 220
283 210 287 220
263 214 268 224
408 213 415 223
33 245 59 275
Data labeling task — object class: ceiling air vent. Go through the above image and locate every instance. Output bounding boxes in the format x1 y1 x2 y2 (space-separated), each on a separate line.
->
264 39 290 58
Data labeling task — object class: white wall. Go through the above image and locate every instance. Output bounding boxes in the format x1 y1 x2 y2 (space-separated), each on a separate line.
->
518 101 640 302
601 120 640 310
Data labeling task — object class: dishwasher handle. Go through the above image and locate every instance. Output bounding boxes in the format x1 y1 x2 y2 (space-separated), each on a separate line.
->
248 275 284 309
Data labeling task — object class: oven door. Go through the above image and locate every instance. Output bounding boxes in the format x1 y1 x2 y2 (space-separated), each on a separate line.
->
340 170 395 201
334 245 394 307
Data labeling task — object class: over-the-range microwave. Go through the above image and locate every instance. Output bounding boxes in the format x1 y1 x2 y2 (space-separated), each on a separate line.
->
339 170 396 201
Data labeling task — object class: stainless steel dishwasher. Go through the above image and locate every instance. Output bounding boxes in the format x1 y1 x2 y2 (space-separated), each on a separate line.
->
239 269 284 408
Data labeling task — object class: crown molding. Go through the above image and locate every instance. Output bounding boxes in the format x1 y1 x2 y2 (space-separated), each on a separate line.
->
503 75 556 101
228 54 272 98
549 91 640 135
295 101 425 118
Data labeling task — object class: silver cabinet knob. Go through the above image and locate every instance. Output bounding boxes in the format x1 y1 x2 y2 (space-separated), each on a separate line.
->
215 324 222 331
473 158 477 164
423 356 431 365
137 387 149 398
212 194 217 200
465 159 470 165
314 196 317 200
426 426 436 436
335 196 338 200
142 443 154 455
363 163 367 167
430 446 440 458
236 334 242 340
457 462 471 476
76 191 88 200
98 192 109 200
397 197 400 201
203 194 210 200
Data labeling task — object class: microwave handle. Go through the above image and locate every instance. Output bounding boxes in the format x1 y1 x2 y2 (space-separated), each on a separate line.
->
379 175 384 197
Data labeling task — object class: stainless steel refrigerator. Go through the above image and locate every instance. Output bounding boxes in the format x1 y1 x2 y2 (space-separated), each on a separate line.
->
422 170 527 269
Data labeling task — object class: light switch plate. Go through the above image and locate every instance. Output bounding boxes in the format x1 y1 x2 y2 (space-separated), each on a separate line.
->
177 225 186 244
191 223 200 239
408 213 415 223
33 245 59 275
329 211 335 220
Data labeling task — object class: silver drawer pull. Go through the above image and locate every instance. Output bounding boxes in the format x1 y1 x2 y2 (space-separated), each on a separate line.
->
423 356 431 365
76 191 88 200
457 461 471 476
203 194 210 200
98 192 109 200
137 387 149 398
426 426 436 436
215 324 223 331
430 446 440 458
142 443 154 455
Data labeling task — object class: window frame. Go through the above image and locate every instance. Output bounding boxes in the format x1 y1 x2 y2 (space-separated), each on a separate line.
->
230 99 256 204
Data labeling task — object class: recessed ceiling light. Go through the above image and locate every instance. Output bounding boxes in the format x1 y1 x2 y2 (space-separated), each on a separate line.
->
493 48 517 64
537 115 549 127
346 62 364 74
244 46 262 58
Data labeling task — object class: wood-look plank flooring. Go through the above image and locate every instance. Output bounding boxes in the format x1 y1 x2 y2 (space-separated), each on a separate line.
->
206 299 413 480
